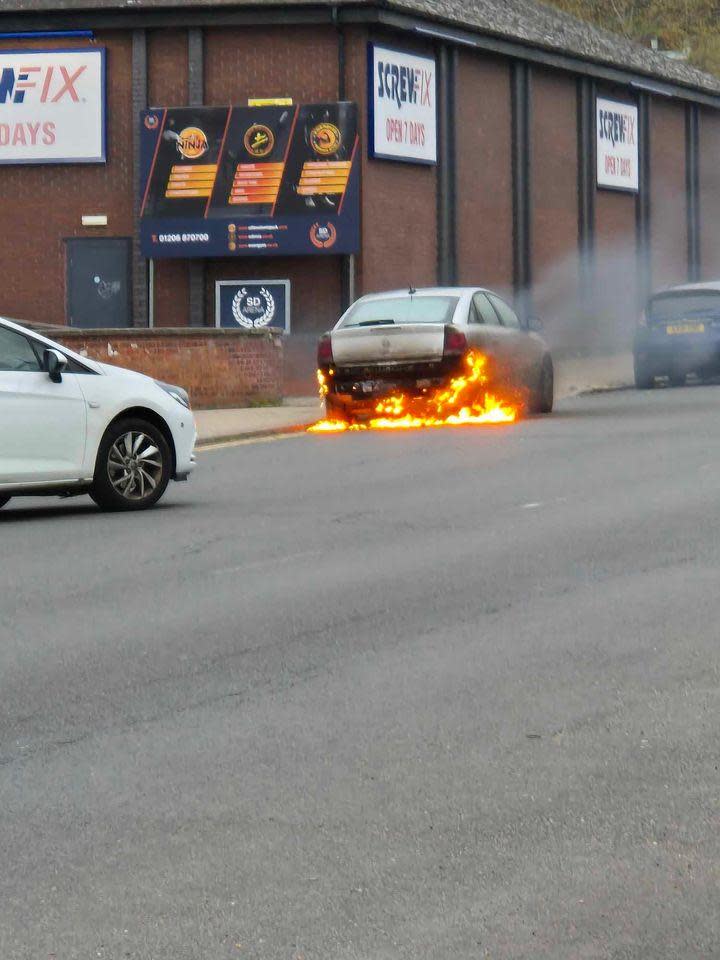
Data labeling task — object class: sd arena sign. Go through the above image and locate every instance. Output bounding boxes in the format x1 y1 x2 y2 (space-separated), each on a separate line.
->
0 49 105 164
596 97 638 193
368 44 436 164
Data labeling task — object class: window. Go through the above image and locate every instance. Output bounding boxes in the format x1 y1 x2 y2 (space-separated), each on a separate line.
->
647 291 720 325
0 325 42 372
488 294 520 328
339 295 460 328
29 340 94 375
473 292 502 326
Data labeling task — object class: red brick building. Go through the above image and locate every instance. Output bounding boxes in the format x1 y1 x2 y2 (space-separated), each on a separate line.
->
1 0 720 400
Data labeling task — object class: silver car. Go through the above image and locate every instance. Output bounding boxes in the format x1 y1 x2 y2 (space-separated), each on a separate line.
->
317 287 553 421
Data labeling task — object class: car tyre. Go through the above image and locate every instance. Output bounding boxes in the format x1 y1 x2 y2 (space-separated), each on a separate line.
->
634 356 655 390
0 496 10 510
325 395 351 423
530 355 554 414
90 418 172 512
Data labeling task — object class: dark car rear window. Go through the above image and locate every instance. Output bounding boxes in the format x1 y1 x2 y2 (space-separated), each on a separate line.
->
648 291 720 324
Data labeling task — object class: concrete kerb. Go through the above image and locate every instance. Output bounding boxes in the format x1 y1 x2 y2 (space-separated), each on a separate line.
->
196 421 314 448
194 398 322 447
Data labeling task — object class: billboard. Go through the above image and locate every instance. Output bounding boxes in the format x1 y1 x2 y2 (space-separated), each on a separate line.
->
0 48 106 164
368 43 436 164
215 279 290 332
140 103 360 258
596 97 639 193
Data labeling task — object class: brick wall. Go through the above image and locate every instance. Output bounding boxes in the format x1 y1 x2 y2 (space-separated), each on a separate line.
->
455 51 513 293
594 87 639 351
47 328 283 409
650 98 688 289
531 68 581 348
699 108 720 279
345 26 438 295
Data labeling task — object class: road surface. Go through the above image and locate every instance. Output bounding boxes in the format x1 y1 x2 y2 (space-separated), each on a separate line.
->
2 385 720 959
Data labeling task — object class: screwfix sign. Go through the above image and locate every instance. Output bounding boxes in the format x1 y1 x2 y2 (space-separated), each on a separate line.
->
368 44 436 164
596 97 638 192
0 49 106 164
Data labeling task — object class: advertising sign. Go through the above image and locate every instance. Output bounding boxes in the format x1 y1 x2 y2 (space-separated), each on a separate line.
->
215 279 290 332
140 102 359 259
596 97 639 192
0 48 105 164
368 43 436 164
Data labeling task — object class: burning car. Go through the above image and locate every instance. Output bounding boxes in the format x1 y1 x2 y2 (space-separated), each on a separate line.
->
314 287 553 428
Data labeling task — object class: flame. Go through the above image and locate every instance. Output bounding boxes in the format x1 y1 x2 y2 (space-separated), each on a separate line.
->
308 351 517 433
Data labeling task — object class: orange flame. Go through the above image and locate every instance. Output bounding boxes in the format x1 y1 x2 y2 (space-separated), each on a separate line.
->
308 351 517 433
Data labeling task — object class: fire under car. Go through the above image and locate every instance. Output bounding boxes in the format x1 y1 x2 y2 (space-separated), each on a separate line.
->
316 287 554 424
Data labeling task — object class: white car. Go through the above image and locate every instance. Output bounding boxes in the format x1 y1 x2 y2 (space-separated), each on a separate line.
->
0 316 197 512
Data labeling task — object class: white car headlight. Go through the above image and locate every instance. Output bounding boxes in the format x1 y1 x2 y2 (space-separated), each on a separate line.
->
156 380 191 409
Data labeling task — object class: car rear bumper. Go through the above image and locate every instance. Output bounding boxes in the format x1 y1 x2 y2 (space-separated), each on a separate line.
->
322 356 465 414
634 328 720 371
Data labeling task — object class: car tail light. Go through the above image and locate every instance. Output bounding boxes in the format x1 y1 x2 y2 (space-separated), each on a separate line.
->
443 325 468 356
317 335 334 365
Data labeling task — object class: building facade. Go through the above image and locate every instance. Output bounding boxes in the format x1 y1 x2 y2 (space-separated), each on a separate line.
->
2 0 720 398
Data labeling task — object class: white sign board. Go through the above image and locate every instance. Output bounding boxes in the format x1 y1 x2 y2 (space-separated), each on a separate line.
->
369 44 436 164
0 49 105 164
596 97 638 192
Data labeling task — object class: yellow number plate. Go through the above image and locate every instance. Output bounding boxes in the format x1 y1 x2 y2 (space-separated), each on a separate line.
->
666 322 705 335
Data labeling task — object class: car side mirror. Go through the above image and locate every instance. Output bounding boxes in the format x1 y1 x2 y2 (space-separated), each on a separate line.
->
526 315 543 332
44 348 67 383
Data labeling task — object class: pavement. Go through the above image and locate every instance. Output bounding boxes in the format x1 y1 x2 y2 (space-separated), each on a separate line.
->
194 352 634 444
2 382 720 959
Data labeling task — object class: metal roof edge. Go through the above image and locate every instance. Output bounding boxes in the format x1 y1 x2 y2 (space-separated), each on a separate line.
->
352 5 720 108
1 0 719 107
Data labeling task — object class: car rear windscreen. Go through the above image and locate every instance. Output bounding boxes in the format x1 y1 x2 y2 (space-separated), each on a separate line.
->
648 291 720 324
339 296 459 328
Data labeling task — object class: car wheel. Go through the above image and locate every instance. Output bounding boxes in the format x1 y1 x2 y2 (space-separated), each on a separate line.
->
90 418 172 512
325 395 350 423
530 356 554 414
0 496 10 510
634 356 655 389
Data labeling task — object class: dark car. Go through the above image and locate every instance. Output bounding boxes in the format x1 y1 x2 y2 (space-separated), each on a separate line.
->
634 282 720 388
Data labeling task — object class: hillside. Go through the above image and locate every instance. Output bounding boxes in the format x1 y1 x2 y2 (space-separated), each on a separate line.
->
547 0 720 76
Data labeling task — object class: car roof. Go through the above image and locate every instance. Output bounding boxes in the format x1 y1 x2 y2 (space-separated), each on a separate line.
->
356 287 493 301
652 280 720 295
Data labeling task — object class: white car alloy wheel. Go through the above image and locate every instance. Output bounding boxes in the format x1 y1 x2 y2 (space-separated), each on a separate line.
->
108 431 163 501
91 418 172 511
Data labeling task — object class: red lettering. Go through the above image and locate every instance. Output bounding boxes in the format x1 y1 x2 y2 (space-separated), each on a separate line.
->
51 65 85 102
40 65 54 103
42 121 56 145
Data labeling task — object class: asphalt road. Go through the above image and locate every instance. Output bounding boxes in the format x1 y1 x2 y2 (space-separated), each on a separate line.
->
2 385 720 960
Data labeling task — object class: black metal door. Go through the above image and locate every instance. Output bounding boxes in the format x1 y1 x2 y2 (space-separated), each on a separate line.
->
66 237 132 328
